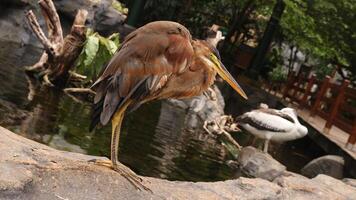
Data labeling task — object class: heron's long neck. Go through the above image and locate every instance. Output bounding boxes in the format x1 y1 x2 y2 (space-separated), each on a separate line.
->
200 68 216 92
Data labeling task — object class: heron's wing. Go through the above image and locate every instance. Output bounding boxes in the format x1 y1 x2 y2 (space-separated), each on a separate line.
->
237 110 295 132
90 27 193 129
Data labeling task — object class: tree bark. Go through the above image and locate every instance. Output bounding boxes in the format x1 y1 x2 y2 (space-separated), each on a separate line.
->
25 0 88 87
221 0 256 52
248 0 286 78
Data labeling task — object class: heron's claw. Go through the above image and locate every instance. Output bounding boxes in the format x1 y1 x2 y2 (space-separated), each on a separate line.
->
88 159 151 192
88 159 113 168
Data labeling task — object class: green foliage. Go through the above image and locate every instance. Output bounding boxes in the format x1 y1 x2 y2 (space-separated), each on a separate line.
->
141 0 259 37
112 0 128 15
314 64 334 80
125 0 355 79
269 47 284 67
269 64 287 82
280 0 355 71
76 29 120 80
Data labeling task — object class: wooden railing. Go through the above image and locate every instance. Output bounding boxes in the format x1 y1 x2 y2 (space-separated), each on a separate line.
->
264 74 356 148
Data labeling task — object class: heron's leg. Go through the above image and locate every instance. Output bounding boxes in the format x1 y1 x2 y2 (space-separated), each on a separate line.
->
91 101 151 191
110 101 151 191
263 139 270 153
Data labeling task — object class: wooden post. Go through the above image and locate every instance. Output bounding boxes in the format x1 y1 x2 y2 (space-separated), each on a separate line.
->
283 72 294 99
310 76 331 117
290 74 303 103
346 119 356 150
299 74 316 109
323 79 350 134
290 76 301 102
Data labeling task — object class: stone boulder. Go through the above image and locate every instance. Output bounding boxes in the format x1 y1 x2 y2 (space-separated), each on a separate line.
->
0 0 130 46
53 0 127 35
274 173 356 200
343 178 356 188
301 155 344 179
1 127 356 199
0 5 36 45
92 6 127 35
237 146 287 181
0 0 29 6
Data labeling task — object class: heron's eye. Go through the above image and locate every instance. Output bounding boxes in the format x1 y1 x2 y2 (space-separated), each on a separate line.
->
210 53 217 61
209 53 220 67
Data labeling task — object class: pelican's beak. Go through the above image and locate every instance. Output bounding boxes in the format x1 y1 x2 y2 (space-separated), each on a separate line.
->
210 54 248 99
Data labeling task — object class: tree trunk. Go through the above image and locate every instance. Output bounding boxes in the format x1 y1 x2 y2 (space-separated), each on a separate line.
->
248 0 286 78
221 0 256 52
25 0 88 87
287 46 297 76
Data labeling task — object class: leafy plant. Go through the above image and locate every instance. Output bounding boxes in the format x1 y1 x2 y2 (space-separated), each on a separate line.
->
269 64 287 82
314 64 334 80
76 29 120 80
112 0 128 15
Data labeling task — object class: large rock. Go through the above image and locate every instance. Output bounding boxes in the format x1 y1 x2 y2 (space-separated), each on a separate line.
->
301 155 344 179
53 0 127 35
1 127 356 199
237 146 287 181
274 173 356 200
0 5 35 45
343 178 356 188
92 6 127 35
0 0 129 46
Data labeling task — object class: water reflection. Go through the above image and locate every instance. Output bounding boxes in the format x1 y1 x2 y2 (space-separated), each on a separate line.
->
133 101 233 181
0 40 235 181
0 40 326 181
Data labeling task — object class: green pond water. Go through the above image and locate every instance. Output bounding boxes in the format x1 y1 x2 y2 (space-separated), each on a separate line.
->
0 40 326 181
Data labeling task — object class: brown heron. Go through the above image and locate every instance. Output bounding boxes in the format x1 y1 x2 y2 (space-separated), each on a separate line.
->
90 21 247 190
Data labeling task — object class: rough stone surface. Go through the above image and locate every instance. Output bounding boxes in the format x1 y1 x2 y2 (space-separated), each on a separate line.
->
238 146 287 181
343 178 356 188
0 0 130 46
54 0 127 35
301 155 345 179
274 173 356 200
1 127 356 199
92 6 127 35
0 5 36 45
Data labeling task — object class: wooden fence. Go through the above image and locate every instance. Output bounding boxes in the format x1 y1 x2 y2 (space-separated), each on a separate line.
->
264 74 356 148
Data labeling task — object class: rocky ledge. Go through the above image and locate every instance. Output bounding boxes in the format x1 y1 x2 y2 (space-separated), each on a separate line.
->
0 127 355 200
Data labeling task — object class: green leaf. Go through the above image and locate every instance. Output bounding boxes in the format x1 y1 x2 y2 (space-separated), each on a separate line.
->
99 36 118 55
83 35 99 67
75 30 121 80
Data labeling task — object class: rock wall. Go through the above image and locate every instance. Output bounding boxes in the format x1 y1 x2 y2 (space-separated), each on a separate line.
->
1 126 356 200
0 0 133 46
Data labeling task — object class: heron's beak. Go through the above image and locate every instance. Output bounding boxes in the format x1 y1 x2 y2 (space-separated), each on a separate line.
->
210 54 248 99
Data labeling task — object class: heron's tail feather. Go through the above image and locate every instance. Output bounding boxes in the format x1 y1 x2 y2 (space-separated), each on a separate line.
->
89 99 104 132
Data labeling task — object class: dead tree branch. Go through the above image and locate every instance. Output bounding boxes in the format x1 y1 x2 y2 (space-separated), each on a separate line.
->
203 115 242 150
26 11 55 55
39 0 63 44
25 0 87 87
25 52 48 72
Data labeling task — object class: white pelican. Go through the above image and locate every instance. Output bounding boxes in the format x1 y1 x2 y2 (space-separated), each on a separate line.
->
237 105 308 152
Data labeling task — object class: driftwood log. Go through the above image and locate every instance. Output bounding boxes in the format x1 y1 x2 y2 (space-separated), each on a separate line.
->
25 0 88 87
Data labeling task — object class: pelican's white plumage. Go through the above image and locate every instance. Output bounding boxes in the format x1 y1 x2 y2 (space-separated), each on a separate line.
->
237 105 308 152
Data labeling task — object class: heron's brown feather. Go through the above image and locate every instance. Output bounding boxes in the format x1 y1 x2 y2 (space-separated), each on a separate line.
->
91 21 194 127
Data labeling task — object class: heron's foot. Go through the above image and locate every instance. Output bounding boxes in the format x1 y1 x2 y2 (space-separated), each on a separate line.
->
88 159 151 192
